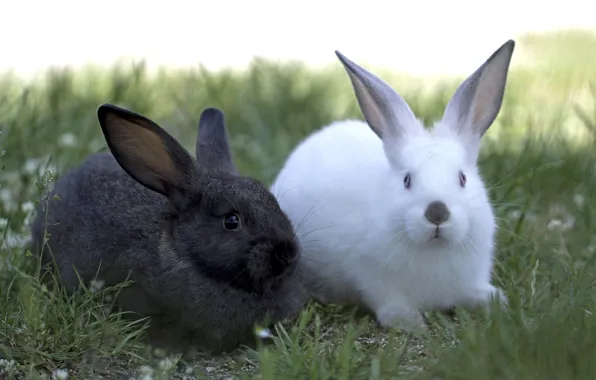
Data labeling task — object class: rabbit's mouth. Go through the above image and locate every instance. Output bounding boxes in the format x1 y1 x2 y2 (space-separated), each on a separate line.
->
270 240 299 277
430 226 449 242
245 237 299 294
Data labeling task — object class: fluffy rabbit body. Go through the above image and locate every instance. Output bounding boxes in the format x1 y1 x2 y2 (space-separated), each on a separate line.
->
31 105 307 352
271 40 515 331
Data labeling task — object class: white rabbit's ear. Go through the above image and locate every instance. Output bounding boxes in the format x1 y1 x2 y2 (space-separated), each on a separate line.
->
335 51 422 142
441 40 515 157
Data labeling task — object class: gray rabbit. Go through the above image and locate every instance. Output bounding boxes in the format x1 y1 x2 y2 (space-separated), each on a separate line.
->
31 104 308 353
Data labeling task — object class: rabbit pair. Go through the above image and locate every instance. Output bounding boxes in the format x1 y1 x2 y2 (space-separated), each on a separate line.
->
31 105 308 353
271 40 515 332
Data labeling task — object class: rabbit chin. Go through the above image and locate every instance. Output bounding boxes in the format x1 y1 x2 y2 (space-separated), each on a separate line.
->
404 207 470 246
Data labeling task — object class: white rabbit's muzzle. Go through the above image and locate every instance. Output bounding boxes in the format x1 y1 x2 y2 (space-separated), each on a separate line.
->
404 201 469 246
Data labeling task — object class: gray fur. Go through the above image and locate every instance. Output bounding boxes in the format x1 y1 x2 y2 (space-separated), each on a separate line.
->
30 104 308 353
196 107 238 176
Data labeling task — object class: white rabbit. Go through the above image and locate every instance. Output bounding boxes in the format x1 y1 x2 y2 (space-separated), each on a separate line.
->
271 40 515 332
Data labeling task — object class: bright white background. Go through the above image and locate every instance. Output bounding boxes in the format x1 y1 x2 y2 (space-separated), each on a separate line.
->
1 0 594 77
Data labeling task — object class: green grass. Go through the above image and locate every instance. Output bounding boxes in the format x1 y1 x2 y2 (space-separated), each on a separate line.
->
1 29 596 379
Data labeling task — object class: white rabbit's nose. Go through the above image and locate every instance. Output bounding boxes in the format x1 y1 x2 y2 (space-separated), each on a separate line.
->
424 201 450 225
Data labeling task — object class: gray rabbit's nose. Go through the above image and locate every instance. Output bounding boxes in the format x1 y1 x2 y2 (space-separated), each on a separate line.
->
424 201 450 225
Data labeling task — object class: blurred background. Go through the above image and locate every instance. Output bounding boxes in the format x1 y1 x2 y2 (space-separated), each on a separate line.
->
1 1 596 378
2 0 595 76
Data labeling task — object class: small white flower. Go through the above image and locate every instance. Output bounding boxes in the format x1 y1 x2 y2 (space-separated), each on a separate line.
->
573 194 585 208
2 232 29 249
0 359 15 369
89 279 105 293
24 158 40 175
0 217 8 229
59 133 77 147
547 219 563 231
139 365 154 380
562 215 575 231
21 201 35 213
508 210 522 219
139 365 153 375
51 369 69 380
23 213 34 228
158 357 176 372
254 326 273 339
42 164 58 180
0 188 13 207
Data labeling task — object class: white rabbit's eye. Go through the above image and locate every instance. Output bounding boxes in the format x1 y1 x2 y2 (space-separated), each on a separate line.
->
459 171 467 188
223 213 241 231
403 173 412 189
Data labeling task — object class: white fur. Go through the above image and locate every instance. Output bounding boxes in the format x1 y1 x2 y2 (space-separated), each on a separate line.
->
271 41 515 331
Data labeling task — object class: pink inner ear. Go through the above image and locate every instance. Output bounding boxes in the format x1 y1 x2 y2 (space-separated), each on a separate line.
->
348 72 386 138
470 52 511 137
471 77 499 132
107 114 179 190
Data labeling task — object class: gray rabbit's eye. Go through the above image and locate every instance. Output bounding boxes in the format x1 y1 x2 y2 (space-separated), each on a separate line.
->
223 213 241 231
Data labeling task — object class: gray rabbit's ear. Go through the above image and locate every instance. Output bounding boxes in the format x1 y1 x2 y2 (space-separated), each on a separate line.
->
97 104 198 208
335 50 423 143
196 107 238 175
440 40 515 158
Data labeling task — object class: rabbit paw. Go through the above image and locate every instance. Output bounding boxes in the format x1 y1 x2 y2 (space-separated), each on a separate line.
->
463 285 508 311
488 286 509 309
375 303 428 333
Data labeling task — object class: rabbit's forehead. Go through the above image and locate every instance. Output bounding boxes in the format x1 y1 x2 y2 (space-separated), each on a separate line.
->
399 136 466 171
204 177 281 216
